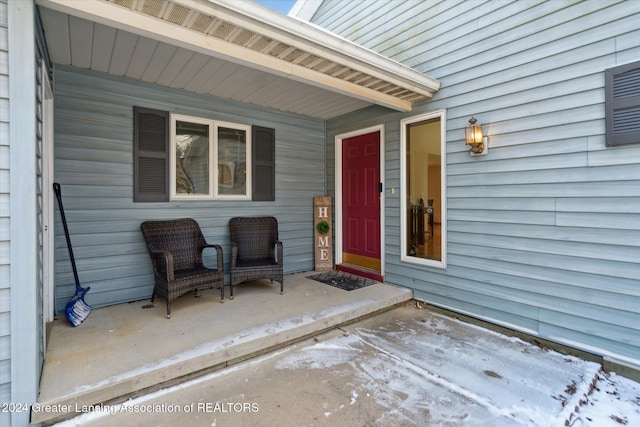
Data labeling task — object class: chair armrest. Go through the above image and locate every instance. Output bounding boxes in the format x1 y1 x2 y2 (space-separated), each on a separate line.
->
274 240 283 265
202 243 223 270
150 250 174 281
230 242 239 267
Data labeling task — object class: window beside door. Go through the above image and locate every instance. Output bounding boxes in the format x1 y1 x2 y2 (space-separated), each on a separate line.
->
401 111 446 268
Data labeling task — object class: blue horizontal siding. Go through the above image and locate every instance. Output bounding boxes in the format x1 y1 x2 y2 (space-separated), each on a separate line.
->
318 0 640 368
53 66 325 313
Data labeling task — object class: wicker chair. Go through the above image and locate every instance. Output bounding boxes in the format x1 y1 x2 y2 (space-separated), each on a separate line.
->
140 218 224 318
229 216 283 299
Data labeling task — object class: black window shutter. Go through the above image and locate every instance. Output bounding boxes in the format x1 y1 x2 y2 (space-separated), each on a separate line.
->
605 61 640 147
133 107 170 202
252 125 276 201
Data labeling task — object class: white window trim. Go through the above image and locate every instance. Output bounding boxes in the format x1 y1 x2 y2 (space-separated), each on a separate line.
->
400 110 447 269
170 114 251 200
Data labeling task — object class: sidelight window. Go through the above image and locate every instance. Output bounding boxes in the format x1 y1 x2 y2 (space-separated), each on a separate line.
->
400 111 446 268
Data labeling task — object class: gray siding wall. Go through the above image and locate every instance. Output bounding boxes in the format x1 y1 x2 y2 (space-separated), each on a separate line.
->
53 66 325 313
318 1 640 368
0 1 10 423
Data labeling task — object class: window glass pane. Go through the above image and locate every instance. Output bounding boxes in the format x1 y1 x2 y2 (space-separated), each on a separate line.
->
406 118 442 261
218 127 247 195
175 120 210 195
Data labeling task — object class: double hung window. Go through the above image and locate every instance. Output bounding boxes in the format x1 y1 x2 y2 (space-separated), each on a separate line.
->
171 115 250 200
133 106 275 202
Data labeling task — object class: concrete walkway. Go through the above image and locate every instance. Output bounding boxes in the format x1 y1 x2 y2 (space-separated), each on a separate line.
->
35 272 412 425
49 303 640 427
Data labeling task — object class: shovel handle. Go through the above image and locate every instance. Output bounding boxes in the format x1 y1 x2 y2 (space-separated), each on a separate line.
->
53 183 82 290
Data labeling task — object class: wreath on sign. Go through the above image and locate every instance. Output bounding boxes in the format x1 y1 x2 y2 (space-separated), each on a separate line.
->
316 220 330 235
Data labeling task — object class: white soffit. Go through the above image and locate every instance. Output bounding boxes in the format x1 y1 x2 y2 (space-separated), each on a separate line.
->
37 0 440 114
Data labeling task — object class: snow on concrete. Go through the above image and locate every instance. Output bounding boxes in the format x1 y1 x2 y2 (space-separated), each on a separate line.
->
274 312 638 426
54 308 640 426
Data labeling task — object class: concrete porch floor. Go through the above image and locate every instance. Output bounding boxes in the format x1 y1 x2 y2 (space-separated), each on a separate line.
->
45 300 640 427
34 272 412 425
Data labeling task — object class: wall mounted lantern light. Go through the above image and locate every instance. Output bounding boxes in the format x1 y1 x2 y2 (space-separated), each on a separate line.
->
465 116 488 156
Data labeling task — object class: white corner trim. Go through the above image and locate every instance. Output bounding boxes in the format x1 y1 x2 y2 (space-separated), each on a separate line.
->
8 0 40 419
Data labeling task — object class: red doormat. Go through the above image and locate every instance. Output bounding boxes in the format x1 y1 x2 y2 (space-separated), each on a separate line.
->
306 270 377 291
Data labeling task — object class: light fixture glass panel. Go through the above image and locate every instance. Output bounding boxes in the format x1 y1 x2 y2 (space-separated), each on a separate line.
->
466 123 483 144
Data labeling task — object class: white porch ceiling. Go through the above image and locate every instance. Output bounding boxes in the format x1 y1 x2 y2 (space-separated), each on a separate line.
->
37 0 440 120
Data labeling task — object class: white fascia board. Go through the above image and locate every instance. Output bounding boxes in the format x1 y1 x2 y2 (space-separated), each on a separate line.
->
209 0 441 95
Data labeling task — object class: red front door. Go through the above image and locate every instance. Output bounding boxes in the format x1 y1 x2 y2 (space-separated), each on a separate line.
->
342 131 381 272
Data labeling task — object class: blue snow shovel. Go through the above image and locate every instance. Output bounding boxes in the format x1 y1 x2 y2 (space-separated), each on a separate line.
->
53 183 92 326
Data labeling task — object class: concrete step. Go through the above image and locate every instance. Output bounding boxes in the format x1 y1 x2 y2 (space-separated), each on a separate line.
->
34 272 412 425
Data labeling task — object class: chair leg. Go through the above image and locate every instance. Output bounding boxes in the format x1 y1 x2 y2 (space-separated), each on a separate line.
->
220 284 225 303
229 284 234 300
166 301 171 319
280 281 284 295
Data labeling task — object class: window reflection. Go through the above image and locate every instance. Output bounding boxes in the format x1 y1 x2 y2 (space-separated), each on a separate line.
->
175 120 210 195
217 127 247 196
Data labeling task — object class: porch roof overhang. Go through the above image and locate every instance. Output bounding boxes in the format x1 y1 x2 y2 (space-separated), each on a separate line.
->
36 0 440 120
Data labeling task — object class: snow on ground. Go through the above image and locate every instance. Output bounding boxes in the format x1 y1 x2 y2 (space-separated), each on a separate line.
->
274 312 640 426
574 371 640 427
53 307 640 427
